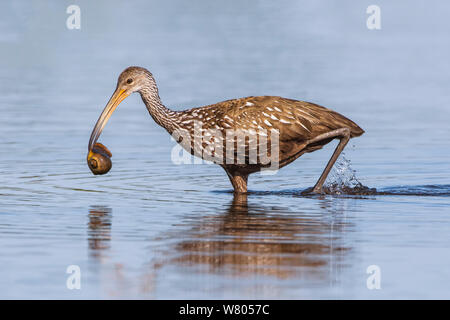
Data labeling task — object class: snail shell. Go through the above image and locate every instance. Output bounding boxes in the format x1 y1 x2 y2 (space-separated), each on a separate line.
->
88 142 112 175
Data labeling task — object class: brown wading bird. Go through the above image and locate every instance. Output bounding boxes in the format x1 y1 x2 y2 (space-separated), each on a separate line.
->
88 66 364 194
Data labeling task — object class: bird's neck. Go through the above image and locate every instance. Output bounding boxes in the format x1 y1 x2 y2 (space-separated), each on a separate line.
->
139 90 177 134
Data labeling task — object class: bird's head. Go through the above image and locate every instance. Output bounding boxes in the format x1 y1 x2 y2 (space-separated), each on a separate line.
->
88 66 157 153
116 66 156 95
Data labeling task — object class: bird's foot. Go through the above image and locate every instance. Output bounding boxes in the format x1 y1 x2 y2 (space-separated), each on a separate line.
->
301 187 323 195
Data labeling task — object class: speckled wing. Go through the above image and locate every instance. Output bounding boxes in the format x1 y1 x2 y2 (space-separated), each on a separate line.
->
174 96 363 166
219 96 364 164
220 96 310 165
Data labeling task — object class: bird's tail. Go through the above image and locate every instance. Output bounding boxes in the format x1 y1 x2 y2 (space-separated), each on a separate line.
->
349 122 364 138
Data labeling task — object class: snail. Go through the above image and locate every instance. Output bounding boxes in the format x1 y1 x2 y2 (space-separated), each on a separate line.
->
87 142 112 175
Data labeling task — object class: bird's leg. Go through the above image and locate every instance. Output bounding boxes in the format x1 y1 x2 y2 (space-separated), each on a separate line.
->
232 192 248 207
224 169 248 193
306 128 351 194
229 193 248 214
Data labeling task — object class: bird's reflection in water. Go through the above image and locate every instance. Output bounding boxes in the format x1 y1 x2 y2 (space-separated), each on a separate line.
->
87 206 112 260
87 206 156 297
172 193 351 282
85 196 352 297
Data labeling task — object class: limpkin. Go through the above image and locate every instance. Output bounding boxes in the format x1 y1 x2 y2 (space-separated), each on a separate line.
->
88 66 364 194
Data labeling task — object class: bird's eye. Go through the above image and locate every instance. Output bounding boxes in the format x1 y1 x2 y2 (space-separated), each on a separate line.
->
126 78 133 84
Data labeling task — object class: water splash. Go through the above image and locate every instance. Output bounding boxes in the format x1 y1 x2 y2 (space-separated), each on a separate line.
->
323 153 377 195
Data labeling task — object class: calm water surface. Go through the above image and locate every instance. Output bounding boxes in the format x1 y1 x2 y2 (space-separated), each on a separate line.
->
0 1 449 299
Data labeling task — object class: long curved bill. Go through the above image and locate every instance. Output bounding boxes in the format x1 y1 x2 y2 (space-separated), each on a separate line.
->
88 88 129 155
